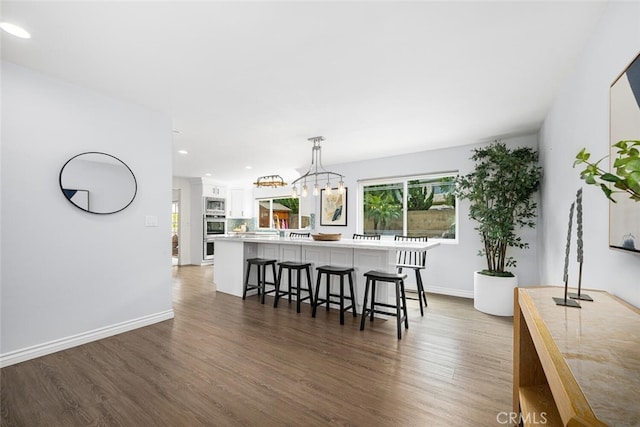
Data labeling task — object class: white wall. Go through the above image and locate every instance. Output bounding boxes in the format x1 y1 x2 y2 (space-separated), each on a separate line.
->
0 62 174 366
316 134 540 297
538 1 640 307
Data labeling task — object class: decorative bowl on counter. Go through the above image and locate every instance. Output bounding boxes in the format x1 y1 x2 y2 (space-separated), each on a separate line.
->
311 233 342 241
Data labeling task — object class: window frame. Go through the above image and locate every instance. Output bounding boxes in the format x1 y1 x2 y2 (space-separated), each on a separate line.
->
255 196 308 230
357 172 459 244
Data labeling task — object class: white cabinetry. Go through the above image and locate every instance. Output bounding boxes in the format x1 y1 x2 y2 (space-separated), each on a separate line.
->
228 187 253 218
190 177 227 199
203 183 225 198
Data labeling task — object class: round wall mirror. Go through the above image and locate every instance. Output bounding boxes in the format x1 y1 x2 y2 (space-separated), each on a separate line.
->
59 152 137 214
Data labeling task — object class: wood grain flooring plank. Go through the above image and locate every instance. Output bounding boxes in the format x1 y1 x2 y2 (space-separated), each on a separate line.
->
1 265 513 426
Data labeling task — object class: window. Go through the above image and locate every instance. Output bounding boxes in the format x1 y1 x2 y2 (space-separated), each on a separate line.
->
257 197 310 230
360 173 457 240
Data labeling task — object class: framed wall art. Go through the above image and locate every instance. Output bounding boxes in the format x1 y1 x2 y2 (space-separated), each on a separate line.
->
609 52 640 253
320 188 347 226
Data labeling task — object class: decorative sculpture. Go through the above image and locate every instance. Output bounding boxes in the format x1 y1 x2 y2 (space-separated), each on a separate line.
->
568 188 592 301
553 200 581 308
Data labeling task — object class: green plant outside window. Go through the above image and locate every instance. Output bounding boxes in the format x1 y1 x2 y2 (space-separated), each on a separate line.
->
361 174 457 239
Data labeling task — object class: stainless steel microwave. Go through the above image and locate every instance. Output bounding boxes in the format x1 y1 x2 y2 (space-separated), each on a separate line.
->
205 197 225 215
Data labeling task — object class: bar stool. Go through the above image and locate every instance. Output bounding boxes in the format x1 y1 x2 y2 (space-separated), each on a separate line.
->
312 266 357 325
360 270 409 339
394 235 429 316
274 261 314 313
272 231 313 312
243 258 278 304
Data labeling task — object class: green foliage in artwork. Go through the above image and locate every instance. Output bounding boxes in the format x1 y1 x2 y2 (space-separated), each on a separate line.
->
574 140 640 202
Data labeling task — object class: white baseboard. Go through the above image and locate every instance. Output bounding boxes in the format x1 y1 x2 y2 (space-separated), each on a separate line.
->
425 285 474 299
0 309 175 368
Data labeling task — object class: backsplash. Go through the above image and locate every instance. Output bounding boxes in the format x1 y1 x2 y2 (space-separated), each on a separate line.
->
227 214 315 233
227 218 255 232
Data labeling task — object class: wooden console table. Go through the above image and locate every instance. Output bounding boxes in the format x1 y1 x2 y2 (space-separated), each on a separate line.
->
513 287 640 426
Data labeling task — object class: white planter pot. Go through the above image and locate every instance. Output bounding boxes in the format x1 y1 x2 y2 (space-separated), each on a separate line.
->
473 271 518 316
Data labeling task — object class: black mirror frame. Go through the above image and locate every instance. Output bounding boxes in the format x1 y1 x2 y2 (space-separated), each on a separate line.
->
59 151 138 215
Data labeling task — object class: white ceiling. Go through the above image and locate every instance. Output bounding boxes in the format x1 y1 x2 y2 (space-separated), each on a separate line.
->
1 1 607 184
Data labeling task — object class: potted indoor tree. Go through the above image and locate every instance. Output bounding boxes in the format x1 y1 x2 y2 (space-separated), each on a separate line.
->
455 141 543 316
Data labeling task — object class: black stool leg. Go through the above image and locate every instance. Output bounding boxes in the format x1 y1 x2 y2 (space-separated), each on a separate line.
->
243 263 252 300
274 265 283 308
271 262 277 302
259 264 265 304
369 280 377 322
325 274 331 312
360 277 371 331
296 268 302 313
395 280 402 339
416 269 424 316
401 279 409 329
288 268 293 303
348 272 357 318
339 274 345 325
306 267 314 306
418 271 429 307
415 269 425 315
312 272 322 317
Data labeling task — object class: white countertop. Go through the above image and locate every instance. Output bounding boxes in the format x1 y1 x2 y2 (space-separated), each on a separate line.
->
213 235 439 251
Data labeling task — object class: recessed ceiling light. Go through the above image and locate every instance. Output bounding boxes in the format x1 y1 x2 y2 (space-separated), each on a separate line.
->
0 22 31 39
205 173 212 176
178 150 188 154
245 166 253 170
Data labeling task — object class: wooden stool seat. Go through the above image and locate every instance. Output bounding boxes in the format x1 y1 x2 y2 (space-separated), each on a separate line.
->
360 270 409 339
243 258 278 304
312 265 357 325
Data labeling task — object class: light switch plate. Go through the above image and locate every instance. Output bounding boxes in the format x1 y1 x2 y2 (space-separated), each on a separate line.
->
145 215 158 227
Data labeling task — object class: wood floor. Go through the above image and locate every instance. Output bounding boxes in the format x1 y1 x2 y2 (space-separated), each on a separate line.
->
1 265 514 426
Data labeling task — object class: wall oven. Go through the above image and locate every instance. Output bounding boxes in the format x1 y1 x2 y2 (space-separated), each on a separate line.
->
203 239 215 261
204 215 226 237
203 214 225 262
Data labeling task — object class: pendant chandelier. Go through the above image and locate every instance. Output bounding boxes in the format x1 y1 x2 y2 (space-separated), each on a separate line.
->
291 136 345 197
254 174 287 188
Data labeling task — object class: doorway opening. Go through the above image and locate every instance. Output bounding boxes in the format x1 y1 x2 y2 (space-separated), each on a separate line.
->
172 199 180 266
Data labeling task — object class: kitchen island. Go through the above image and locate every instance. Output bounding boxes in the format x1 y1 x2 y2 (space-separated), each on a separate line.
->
212 235 439 309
